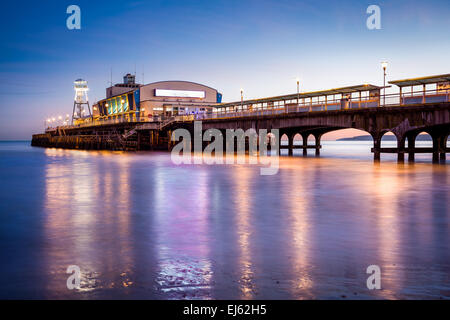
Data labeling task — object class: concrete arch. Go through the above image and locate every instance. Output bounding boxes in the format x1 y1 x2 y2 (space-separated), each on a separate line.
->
415 131 433 144
321 128 372 142
280 133 289 155
306 133 315 142
288 133 303 156
293 133 303 143
380 131 398 148
405 131 436 162
297 132 322 156
266 132 277 148
288 127 372 157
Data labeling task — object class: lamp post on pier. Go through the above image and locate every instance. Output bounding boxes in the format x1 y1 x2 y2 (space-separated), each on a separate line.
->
296 77 300 106
381 61 388 106
240 88 244 111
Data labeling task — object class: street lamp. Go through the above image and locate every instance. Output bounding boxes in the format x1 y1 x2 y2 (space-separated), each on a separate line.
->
240 88 244 110
381 61 388 106
296 77 300 106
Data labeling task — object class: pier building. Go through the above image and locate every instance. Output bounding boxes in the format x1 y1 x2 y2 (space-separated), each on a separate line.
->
93 75 222 123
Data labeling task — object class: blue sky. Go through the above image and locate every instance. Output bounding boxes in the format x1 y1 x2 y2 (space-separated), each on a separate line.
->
1 0 449 139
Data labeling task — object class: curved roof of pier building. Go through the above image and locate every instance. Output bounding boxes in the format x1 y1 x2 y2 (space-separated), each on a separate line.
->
139 80 222 103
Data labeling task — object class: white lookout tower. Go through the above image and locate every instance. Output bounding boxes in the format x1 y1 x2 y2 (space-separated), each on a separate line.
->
72 79 92 124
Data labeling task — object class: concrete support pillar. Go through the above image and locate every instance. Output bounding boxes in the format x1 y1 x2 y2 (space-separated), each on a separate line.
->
432 152 439 163
301 133 308 156
373 135 381 162
188 128 195 153
314 133 322 157
221 129 228 154
432 135 441 163
137 132 141 151
167 130 172 151
156 131 160 148
439 134 447 161
397 136 405 163
150 130 155 149
407 133 416 162
288 134 294 156
152 131 158 149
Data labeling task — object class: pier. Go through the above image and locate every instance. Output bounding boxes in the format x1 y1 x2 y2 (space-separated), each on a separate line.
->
32 74 450 162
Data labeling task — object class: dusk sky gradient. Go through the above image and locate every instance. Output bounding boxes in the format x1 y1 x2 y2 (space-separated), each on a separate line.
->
1 0 449 139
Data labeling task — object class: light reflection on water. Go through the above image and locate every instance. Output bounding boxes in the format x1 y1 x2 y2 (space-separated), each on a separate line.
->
152 165 213 299
233 168 255 299
0 141 449 299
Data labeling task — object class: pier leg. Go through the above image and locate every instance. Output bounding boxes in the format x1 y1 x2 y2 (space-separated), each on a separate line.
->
302 133 308 156
432 152 439 163
439 134 447 162
397 138 405 163
137 132 141 151
432 134 441 164
150 131 154 150
407 133 416 162
288 134 294 156
374 151 380 161
314 133 321 157
167 130 173 151
373 136 381 162
156 131 160 149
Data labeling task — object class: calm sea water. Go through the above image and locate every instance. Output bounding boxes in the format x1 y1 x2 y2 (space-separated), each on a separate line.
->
0 140 449 299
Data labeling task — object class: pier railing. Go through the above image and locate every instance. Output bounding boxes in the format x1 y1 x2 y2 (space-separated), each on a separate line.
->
48 115 153 131
46 89 449 130
193 88 449 121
